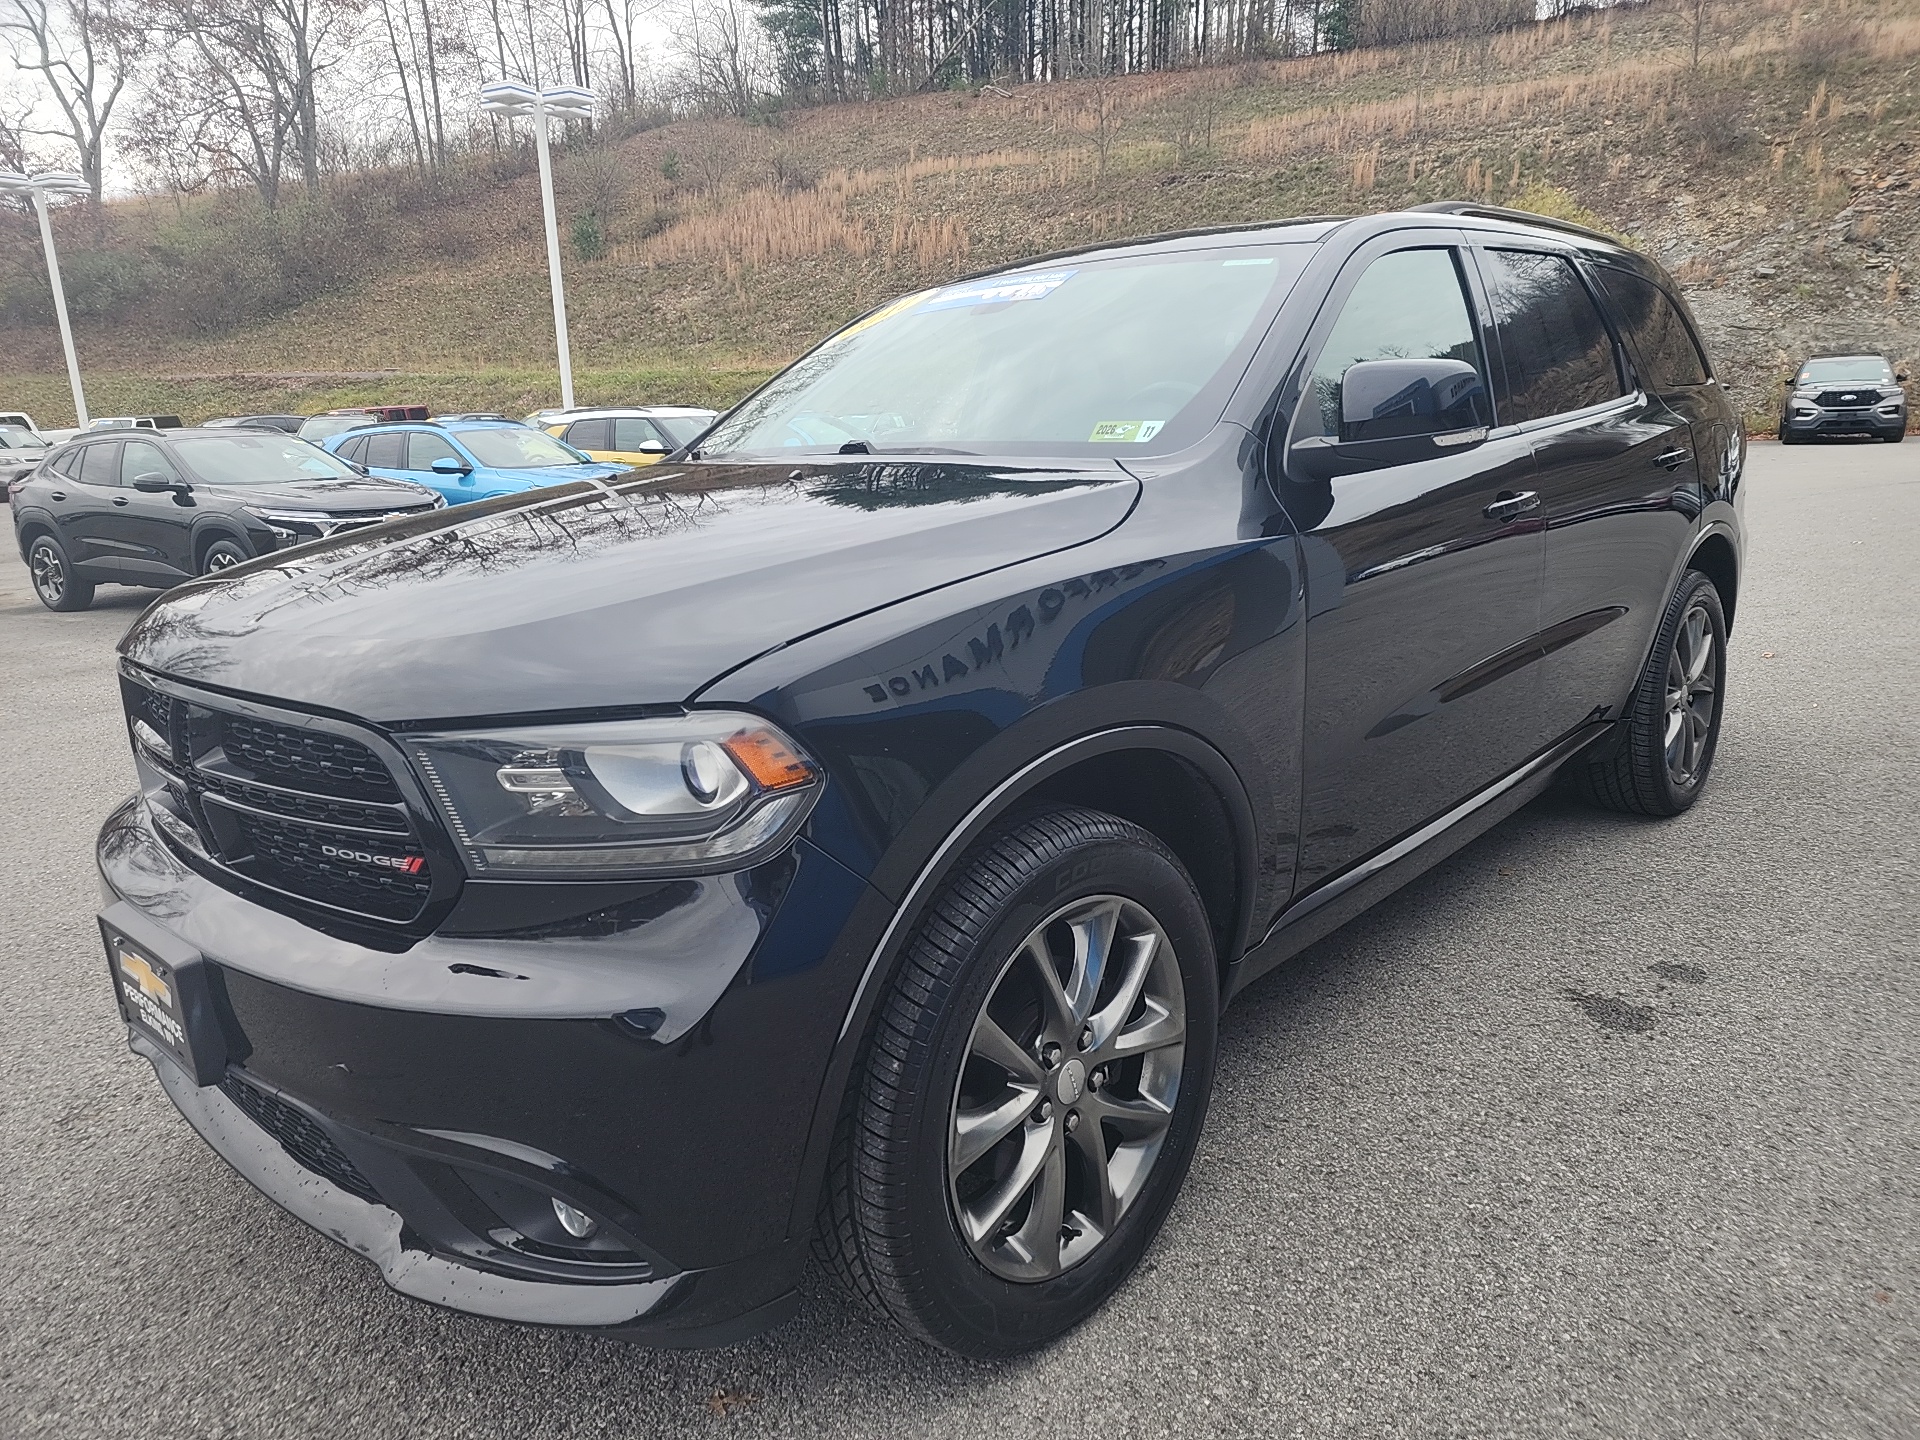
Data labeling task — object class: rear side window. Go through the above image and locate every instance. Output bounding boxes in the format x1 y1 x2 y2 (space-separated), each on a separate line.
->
1593 267 1711 390
1481 250 1625 424
50 447 85 479
335 435 368 464
363 433 408 469
407 431 461 470
78 442 122 486
566 418 612 450
121 440 184 486
1297 247 1491 441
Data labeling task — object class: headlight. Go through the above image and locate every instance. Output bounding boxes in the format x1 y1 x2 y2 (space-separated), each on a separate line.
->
408 713 821 879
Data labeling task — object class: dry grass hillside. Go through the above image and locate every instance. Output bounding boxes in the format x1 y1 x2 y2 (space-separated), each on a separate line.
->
4 0 1917 430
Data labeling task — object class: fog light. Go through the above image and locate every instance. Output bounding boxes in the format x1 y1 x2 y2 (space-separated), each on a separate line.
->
551 1197 597 1238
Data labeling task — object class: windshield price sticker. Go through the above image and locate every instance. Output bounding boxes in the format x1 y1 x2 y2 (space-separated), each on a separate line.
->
922 269 1078 311
1089 420 1165 444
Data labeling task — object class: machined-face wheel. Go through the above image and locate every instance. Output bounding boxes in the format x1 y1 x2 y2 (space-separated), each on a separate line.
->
1664 600 1716 787
29 539 65 604
948 894 1186 1283
202 541 248 572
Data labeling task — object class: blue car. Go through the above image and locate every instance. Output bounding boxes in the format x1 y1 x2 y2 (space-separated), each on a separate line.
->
321 419 627 504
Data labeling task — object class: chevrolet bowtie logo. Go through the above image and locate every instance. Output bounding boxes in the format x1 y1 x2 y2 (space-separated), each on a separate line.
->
118 950 173 1008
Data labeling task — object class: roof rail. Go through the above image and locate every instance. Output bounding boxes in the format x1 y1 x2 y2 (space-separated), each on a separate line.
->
1407 201 1624 249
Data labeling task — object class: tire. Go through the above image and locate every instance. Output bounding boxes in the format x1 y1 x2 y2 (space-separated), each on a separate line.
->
1886 430 1906 443
1575 570 1727 817
200 537 251 574
26 533 94 612
818 805 1219 1358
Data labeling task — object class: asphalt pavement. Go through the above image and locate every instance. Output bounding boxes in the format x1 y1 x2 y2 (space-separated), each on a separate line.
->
1 441 1915 1439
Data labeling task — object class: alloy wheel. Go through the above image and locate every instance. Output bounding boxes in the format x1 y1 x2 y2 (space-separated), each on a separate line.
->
947 894 1186 1283
30 541 65 604
1664 599 1716 786
205 548 242 571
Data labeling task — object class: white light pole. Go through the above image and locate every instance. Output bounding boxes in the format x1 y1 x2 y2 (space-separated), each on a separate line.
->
0 169 92 429
480 82 595 412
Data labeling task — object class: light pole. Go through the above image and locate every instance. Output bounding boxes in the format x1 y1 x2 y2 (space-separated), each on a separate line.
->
0 169 92 429
480 82 595 412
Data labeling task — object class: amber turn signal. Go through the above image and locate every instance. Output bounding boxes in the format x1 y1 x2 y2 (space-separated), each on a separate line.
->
724 728 817 791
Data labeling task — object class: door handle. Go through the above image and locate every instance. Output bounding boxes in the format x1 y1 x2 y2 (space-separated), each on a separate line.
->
112 496 130 506
1655 448 1692 471
49 490 67 501
1483 489 1541 521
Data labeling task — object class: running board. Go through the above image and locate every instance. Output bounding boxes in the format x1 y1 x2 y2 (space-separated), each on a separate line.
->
1226 720 1612 1000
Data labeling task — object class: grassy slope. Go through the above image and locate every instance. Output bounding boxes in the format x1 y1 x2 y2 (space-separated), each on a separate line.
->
4 0 1917 430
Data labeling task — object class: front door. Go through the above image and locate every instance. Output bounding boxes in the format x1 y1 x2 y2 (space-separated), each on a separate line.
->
1474 248 1704 741
1277 239 1548 893
110 438 198 581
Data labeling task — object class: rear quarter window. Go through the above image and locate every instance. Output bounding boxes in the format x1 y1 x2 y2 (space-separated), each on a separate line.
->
1593 267 1711 390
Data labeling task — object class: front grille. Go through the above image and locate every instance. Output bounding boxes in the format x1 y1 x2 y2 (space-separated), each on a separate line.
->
123 675 438 927
220 1071 382 1204
1813 389 1877 409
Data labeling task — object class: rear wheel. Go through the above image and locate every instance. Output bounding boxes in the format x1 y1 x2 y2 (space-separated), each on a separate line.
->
27 533 93 612
1575 570 1726 817
819 806 1218 1358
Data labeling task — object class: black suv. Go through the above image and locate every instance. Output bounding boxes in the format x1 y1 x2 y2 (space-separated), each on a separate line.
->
12 427 442 611
1778 353 1908 442
95 205 1743 1358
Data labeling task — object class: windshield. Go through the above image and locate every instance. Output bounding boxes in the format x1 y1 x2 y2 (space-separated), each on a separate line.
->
455 427 588 469
0 425 46 451
652 413 715 448
172 435 361 485
299 415 374 442
700 245 1310 459
1800 357 1894 385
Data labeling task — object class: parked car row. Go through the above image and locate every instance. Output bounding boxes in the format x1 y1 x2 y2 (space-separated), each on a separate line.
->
8 402 720 611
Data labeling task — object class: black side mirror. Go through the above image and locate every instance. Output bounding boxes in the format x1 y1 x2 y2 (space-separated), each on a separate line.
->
1898 372 1911 383
132 473 189 496
1289 358 1491 480
430 456 473 476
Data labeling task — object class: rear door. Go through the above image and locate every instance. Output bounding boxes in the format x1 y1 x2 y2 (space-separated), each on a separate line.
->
1279 236 1547 892
55 440 127 574
559 417 614 460
1474 246 1702 741
359 430 410 483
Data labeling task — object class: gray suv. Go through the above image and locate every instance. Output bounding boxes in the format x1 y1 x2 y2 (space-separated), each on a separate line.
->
1779 354 1907 443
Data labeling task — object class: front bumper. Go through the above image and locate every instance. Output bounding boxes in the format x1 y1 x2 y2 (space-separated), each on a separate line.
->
99 792 877 1342
1782 406 1905 437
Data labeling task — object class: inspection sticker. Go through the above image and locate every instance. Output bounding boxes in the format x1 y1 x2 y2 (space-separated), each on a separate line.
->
1088 420 1166 443
922 269 1078 311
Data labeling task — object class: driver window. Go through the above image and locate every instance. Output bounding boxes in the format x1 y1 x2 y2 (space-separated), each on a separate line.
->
121 440 183 486
1296 248 1488 442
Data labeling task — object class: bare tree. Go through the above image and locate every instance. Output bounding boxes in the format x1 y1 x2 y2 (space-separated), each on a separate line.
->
1 0 135 202
677 0 767 117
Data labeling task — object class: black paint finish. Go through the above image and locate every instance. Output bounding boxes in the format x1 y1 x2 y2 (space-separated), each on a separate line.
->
95 207 1743 1342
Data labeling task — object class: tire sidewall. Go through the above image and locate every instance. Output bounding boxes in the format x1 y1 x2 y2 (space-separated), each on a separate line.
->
202 539 249 574
1655 573 1728 808
883 828 1219 1354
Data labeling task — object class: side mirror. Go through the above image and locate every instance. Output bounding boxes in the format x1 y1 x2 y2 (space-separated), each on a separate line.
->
636 440 668 455
1290 358 1490 480
1898 372 1911 383
132 473 189 496
430 456 472 475
347 461 369 475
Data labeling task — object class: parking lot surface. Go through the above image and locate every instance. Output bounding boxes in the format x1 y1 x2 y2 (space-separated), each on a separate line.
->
1 442 1914 1439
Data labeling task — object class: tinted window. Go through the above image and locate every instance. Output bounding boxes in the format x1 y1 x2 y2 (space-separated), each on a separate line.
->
363 433 408 469
1593 268 1709 390
121 440 184 486
1482 250 1624 424
612 418 667 451
335 435 368 464
407 431 462 470
566 419 613 450
78 442 122 486
1298 247 1489 441
50 446 85 479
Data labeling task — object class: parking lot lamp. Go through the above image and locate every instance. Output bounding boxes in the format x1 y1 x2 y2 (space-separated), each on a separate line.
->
479 82 595 411
0 169 92 428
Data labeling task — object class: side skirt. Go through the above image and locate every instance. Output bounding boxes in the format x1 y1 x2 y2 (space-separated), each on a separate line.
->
1224 720 1612 1002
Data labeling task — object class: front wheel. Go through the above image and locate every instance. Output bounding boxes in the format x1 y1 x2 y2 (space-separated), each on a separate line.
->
27 533 94 611
819 806 1219 1357
1575 570 1727 816
200 538 251 574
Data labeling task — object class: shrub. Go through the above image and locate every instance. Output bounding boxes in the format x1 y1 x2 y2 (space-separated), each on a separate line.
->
572 209 608 260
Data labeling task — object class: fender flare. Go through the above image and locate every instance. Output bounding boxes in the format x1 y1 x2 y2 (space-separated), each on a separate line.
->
784 719 1260 1242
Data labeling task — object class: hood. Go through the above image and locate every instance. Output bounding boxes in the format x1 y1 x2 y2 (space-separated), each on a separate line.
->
196 476 439 511
120 458 1140 722
476 462 629 489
